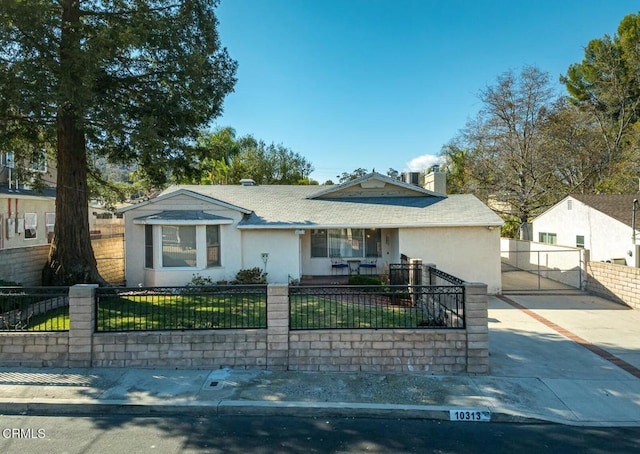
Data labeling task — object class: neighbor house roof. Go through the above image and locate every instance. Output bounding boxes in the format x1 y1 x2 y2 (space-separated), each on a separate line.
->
150 173 503 229
571 194 640 228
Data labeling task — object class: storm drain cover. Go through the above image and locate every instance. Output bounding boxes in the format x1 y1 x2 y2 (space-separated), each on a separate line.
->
0 372 94 387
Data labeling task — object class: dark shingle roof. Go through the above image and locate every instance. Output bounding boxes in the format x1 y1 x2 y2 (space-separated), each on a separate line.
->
572 194 640 228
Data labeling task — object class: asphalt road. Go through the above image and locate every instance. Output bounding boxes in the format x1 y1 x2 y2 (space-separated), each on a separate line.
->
0 414 639 454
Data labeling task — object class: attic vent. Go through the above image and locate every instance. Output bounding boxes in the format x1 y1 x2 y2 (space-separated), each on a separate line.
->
240 179 256 186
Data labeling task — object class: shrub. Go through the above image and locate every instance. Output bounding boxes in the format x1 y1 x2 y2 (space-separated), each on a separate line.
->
232 267 267 284
348 275 382 286
186 274 215 287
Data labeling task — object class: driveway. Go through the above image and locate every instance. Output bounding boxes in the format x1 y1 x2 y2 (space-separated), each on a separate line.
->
488 292 640 424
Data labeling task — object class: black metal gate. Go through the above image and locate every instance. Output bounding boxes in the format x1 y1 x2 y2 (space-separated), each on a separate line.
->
389 263 422 286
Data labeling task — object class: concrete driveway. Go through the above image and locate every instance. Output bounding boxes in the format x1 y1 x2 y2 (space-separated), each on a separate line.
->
488 291 640 424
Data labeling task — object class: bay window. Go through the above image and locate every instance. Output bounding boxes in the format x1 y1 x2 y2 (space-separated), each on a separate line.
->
162 225 196 267
136 213 231 270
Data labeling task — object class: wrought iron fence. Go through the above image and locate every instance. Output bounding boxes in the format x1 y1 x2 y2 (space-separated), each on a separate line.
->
95 285 267 332
0 287 70 331
289 285 464 330
426 266 466 286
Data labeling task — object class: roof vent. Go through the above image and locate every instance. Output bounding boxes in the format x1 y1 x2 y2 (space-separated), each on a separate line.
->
239 179 256 186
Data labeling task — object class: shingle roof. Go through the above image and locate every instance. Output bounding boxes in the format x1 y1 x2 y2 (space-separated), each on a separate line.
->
133 210 233 223
572 194 640 228
158 184 503 229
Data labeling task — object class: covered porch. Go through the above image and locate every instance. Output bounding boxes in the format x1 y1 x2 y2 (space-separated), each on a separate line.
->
297 227 401 279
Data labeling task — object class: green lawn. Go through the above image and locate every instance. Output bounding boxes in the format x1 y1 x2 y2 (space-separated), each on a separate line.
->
290 295 430 329
96 292 267 331
4 289 450 332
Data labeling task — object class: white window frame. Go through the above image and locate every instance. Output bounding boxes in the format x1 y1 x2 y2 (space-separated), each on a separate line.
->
138 221 230 270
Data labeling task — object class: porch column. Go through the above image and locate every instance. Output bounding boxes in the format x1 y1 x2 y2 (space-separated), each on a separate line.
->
267 284 289 370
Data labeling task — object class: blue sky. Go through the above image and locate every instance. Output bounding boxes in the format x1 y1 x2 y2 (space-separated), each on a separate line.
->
214 0 639 184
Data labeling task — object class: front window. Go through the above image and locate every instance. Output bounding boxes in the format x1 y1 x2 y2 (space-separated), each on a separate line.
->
145 225 154 268
329 228 364 258
24 213 37 239
312 228 381 258
576 235 585 248
45 212 55 243
206 225 220 267
162 225 196 267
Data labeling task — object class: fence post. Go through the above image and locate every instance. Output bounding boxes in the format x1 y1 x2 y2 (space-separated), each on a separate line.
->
424 263 436 285
464 282 488 374
68 284 98 368
581 249 590 290
267 284 289 370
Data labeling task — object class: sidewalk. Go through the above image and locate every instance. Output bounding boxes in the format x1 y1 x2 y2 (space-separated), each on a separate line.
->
0 294 638 427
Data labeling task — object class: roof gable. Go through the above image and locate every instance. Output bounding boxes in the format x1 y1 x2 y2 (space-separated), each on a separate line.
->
118 188 252 214
571 194 639 228
308 172 444 199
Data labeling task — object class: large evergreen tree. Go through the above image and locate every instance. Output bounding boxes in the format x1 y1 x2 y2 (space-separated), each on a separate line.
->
0 1 237 284
561 12 640 192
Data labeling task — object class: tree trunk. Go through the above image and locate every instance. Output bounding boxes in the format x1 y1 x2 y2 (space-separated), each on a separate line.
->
43 0 104 286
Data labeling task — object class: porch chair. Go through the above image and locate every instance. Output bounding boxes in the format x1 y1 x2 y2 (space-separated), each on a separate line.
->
331 257 348 275
359 258 377 275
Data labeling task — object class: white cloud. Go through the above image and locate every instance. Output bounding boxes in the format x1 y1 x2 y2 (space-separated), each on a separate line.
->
405 154 442 172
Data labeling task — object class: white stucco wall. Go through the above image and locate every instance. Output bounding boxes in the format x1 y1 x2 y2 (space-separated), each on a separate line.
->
533 197 637 264
123 194 245 286
240 229 300 283
398 226 502 294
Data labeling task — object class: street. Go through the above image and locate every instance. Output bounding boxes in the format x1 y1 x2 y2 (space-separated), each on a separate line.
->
0 414 638 453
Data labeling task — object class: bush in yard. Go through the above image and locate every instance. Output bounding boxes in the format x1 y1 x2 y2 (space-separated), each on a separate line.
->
186 274 215 287
348 275 382 286
232 267 267 284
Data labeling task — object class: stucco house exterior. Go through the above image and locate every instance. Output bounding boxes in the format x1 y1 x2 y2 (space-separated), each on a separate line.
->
120 172 504 293
532 194 640 266
0 151 58 250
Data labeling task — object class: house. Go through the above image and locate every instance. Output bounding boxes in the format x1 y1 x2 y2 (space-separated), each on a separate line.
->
0 151 57 249
532 194 640 266
119 171 504 293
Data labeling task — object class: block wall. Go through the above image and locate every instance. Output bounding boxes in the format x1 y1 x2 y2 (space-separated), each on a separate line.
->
586 261 640 309
0 333 69 367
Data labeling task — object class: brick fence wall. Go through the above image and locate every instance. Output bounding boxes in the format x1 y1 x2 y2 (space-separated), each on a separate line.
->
0 282 489 374
586 261 640 309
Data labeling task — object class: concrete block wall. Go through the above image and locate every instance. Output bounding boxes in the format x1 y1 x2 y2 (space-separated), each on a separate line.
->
0 282 489 373
92 331 267 368
288 330 467 373
0 244 49 285
586 261 640 309
0 333 69 367
0 236 124 286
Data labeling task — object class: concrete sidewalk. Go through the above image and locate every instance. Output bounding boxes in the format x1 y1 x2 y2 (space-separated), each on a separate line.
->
0 294 638 427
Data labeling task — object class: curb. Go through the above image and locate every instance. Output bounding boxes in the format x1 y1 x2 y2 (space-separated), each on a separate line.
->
0 398 548 424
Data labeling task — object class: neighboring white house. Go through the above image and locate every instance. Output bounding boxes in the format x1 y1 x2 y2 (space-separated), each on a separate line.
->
532 194 640 266
119 172 504 293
